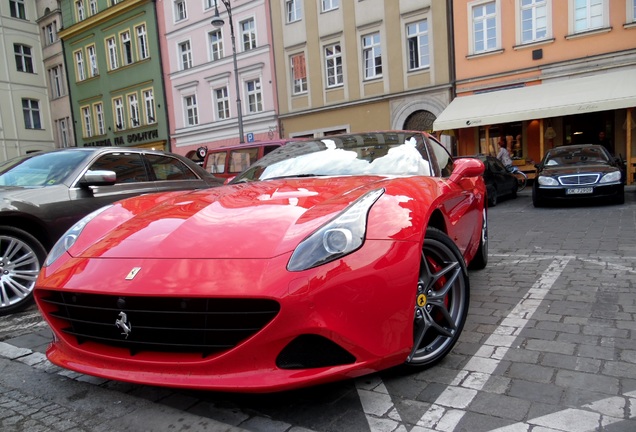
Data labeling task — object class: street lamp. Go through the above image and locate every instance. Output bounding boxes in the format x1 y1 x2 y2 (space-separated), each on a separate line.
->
212 0 245 143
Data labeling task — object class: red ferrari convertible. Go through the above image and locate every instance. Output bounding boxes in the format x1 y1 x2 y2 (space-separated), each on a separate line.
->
35 131 487 392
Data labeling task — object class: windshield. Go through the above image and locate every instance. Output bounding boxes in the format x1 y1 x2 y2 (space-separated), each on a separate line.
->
0 151 90 187
544 146 610 167
232 132 432 183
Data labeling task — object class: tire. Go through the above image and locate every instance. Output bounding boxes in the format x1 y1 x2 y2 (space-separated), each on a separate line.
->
532 188 544 208
468 206 488 271
0 227 47 316
405 227 470 368
488 188 497 207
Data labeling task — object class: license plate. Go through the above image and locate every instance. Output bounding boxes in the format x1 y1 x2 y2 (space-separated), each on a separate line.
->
566 187 593 195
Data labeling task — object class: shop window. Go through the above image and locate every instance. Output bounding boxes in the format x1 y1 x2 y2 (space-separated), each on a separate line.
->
479 124 523 159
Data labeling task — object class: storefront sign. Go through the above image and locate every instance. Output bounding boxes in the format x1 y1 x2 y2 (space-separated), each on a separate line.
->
84 129 159 147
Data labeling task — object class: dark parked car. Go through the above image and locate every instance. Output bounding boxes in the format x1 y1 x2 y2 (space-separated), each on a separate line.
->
0 147 222 315
460 155 518 206
532 144 625 207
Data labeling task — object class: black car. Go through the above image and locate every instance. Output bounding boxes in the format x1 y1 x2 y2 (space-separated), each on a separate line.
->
0 147 223 315
532 144 625 207
462 155 518 206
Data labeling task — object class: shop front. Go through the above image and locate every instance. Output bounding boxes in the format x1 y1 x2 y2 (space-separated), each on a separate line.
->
433 69 636 184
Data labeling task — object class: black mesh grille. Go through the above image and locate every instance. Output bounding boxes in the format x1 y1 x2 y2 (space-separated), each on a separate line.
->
39 290 280 357
559 174 599 185
276 334 356 369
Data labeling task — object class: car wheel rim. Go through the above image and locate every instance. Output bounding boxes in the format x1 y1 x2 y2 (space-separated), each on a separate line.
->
408 238 467 364
0 235 40 309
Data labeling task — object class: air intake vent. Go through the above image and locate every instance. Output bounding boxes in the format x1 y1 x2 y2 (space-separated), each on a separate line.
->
276 334 356 369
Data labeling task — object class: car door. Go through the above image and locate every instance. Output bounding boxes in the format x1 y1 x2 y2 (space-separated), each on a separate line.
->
488 157 515 196
144 153 212 191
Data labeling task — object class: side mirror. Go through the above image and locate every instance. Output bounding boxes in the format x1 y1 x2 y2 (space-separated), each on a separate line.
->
80 170 117 187
449 158 484 183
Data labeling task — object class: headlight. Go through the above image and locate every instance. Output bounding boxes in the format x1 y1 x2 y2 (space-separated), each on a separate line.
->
599 171 621 184
537 175 559 186
45 205 113 267
287 189 384 271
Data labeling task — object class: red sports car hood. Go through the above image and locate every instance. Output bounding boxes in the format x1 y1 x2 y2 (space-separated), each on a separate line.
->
73 177 405 260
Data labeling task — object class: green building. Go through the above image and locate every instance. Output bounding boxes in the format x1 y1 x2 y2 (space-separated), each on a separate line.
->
59 0 168 150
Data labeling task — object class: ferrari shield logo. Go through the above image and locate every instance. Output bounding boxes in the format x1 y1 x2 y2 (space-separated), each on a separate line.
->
125 267 141 280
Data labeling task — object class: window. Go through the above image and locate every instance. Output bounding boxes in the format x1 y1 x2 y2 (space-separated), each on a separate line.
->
325 43 343 87
179 41 193 70
10 0 26 19
14 44 34 73
246 79 263 114
290 53 307 94
633 0 636 22
520 0 547 43
94 103 105 135
89 154 148 183
82 106 93 137
87 45 98 77
136 25 149 60
407 20 430 70
204 0 218 10
240 19 256 51
76 0 85 21
144 89 156 124
174 0 187 21
322 0 339 12
574 0 604 32
209 30 223 61
89 0 97 15
472 2 497 53
184 95 198 126
22 99 41 129
286 0 302 22
45 22 57 45
128 94 140 127
75 50 86 81
107 37 119 70
362 33 382 79
121 31 133 65
59 118 70 147
147 154 198 181
49 66 64 98
114 97 125 129
215 87 230 119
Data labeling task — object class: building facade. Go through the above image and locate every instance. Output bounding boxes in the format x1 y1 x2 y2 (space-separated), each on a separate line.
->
433 0 636 183
36 0 74 149
0 0 56 161
270 0 453 148
58 0 169 151
157 0 280 159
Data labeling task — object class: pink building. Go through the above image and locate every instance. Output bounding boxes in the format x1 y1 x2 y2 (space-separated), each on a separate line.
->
156 0 279 159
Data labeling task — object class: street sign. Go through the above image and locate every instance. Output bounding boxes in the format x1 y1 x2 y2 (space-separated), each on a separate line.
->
247 133 254 142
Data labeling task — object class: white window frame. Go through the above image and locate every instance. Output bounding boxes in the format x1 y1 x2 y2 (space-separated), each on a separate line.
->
22 99 41 129
136 24 149 60
94 103 105 135
240 18 256 51
184 94 199 126
215 86 230 120
128 93 140 127
82 105 93 138
571 0 607 33
204 0 218 11
14 44 34 73
286 0 302 23
121 31 133 65
324 43 343 88
76 0 85 21
46 22 57 45
519 0 550 44
10 0 26 19
107 37 119 70
245 78 263 114
89 0 97 16
179 40 193 70
87 44 98 77
114 97 125 130
322 0 339 12
59 118 69 147
174 0 187 22
50 65 64 98
144 89 156 124
407 20 430 71
290 53 308 95
75 50 86 81
209 29 223 61
362 32 382 80
469 0 500 54
632 0 636 22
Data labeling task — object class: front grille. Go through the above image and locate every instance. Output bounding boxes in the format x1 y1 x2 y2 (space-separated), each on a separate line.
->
559 174 599 185
39 290 280 357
